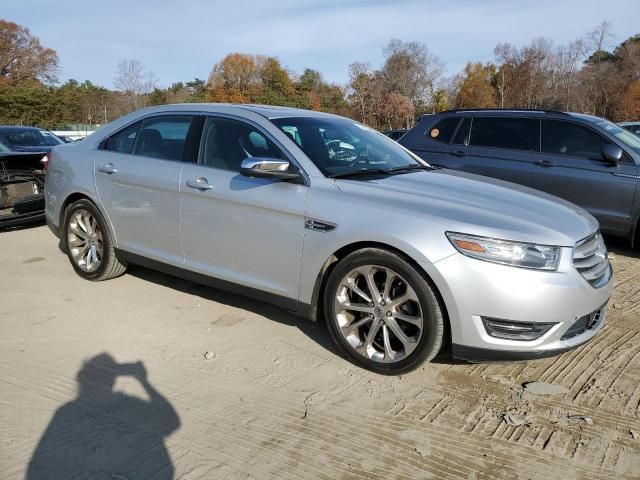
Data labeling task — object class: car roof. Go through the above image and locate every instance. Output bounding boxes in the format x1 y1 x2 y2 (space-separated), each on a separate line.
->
139 103 341 120
0 126 48 132
433 109 571 119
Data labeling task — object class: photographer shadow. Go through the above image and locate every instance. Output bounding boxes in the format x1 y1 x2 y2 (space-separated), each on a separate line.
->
26 353 179 480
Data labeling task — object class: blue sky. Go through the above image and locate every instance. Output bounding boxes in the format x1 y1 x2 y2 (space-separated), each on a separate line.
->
5 0 639 88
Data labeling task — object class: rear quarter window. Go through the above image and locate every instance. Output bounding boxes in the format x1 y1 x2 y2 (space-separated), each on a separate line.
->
426 117 460 144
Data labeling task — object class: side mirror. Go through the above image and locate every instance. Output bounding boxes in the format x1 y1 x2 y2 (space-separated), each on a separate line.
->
240 157 299 180
601 144 623 165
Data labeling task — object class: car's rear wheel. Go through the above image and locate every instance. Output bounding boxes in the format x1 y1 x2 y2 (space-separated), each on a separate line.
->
324 248 445 374
63 199 126 281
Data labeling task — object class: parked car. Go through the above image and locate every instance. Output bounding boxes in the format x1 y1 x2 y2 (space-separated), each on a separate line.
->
619 121 640 136
56 135 76 143
0 140 47 228
400 109 640 246
383 129 408 141
45 104 611 373
0 126 64 153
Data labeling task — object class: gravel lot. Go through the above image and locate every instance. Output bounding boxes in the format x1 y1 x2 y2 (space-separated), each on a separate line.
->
1 224 639 479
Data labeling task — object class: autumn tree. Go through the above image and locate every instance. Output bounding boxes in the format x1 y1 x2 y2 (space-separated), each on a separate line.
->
452 63 497 108
296 68 349 114
207 53 261 103
0 20 58 83
381 92 414 129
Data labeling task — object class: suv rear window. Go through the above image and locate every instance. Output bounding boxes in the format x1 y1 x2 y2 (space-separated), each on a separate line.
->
469 117 540 151
427 117 460 144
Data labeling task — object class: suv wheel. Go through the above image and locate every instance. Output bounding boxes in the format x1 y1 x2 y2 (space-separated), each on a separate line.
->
63 199 126 281
324 248 445 374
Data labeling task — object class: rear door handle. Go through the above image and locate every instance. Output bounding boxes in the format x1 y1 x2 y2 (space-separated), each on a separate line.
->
186 177 213 191
535 160 556 168
451 150 466 157
98 163 117 174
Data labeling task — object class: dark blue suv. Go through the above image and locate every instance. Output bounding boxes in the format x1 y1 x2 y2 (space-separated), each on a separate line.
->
400 110 640 245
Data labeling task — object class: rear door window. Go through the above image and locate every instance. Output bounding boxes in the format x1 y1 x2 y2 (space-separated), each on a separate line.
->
427 117 460 144
469 117 540 151
541 120 610 160
133 115 194 161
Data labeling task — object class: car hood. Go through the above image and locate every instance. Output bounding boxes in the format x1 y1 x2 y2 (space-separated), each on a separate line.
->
334 169 598 247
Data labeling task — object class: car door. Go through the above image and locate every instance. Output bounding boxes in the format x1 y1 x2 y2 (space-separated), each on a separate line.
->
179 115 308 305
531 119 638 236
445 116 539 186
94 114 197 265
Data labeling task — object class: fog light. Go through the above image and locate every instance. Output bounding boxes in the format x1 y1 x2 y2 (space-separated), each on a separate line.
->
481 317 556 341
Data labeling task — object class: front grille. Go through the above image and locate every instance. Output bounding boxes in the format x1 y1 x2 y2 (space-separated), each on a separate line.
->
561 307 604 340
573 232 611 288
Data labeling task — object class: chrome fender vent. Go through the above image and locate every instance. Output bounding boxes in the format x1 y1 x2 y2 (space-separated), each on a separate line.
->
573 232 611 288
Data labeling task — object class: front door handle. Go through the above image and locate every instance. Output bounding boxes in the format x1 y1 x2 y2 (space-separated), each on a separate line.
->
98 163 117 174
186 177 213 191
534 160 556 168
451 150 466 157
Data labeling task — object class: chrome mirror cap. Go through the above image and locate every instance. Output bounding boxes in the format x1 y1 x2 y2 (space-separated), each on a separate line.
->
240 157 299 180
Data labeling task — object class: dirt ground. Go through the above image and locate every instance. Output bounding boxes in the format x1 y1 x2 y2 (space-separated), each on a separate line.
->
1 224 639 480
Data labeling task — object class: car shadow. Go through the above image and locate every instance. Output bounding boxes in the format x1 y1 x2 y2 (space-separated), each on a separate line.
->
26 353 179 479
127 265 342 358
604 234 639 259
0 217 46 232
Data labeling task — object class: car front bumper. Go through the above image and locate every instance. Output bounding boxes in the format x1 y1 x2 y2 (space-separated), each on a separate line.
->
421 246 613 362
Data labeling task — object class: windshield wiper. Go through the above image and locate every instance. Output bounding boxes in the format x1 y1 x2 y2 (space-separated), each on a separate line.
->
329 164 433 179
329 168 392 179
388 164 433 173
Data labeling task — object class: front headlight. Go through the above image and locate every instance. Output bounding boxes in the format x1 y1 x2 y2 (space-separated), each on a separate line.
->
446 232 561 271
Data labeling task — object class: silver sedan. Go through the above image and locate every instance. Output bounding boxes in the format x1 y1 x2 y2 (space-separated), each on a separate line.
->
44 104 612 374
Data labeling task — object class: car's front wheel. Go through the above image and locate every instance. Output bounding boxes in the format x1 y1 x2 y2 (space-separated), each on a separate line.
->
324 248 445 374
63 199 127 281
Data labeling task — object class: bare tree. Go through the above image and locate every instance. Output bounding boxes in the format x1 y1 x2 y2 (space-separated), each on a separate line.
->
587 20 615 53
382 39 443 111
347 62 372 123
114 59 158 111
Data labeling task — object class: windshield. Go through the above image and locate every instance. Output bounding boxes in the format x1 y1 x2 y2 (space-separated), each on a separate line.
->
0 129 63 147
580 116 640 154
0 141 9 152
270 116 422 177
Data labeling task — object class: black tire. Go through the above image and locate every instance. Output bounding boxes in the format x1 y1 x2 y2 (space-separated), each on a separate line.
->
63 199 127 281
324 248 445 375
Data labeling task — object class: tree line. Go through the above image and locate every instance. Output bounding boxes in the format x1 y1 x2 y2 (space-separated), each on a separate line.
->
0 19 638 131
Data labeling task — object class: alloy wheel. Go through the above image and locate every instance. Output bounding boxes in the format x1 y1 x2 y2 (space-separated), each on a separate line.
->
67 209 104 272
334 265 424 363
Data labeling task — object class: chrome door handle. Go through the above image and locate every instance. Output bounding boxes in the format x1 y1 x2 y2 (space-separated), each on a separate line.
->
98 163 117 174
186 177 213 190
